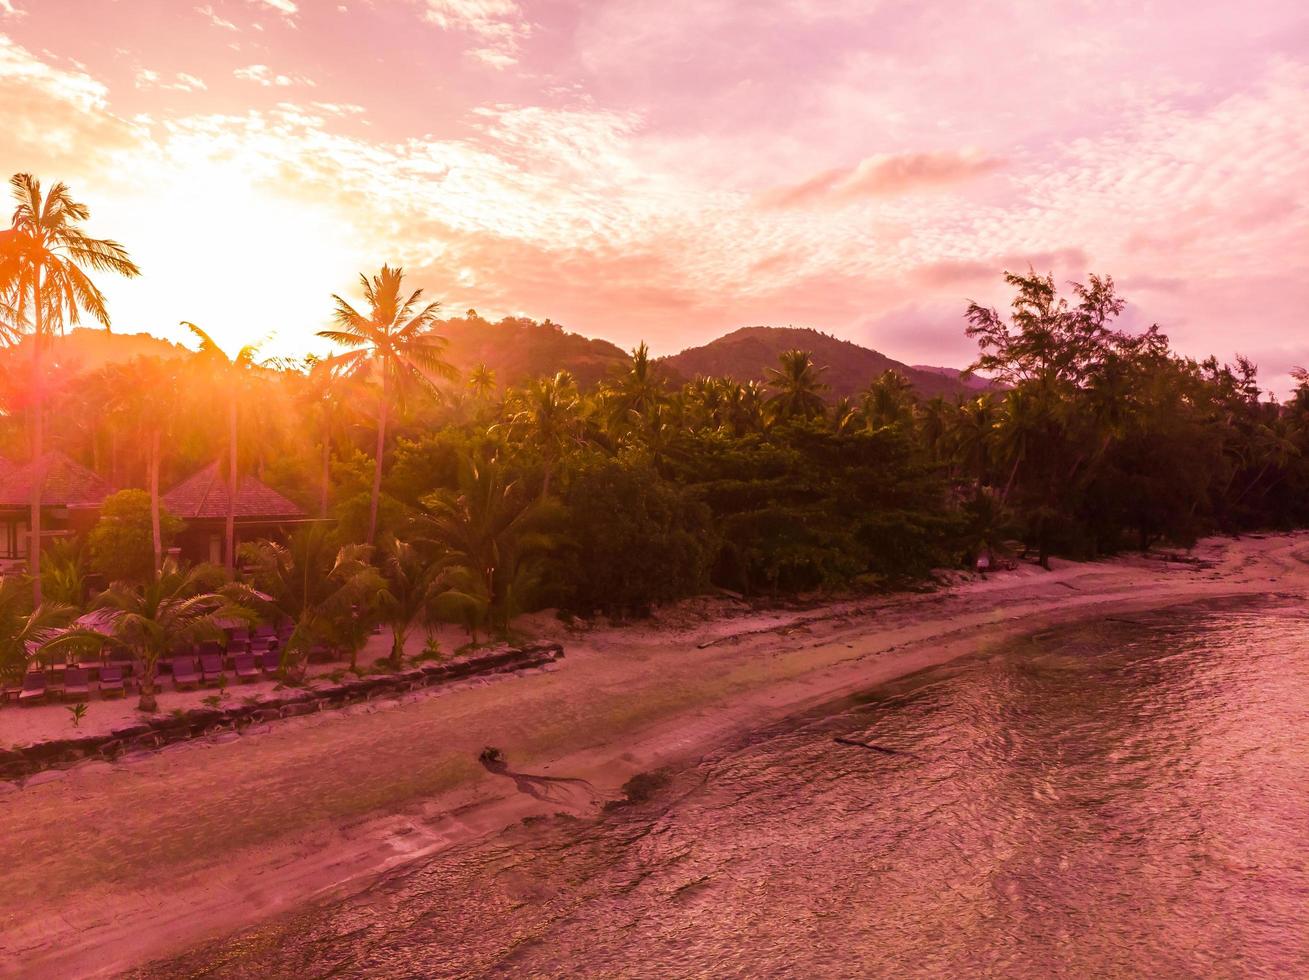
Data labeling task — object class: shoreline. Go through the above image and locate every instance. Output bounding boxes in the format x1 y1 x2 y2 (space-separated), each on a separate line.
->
4 532 1308 977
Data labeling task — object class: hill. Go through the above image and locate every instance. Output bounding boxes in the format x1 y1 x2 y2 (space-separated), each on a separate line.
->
3 327 186 376
438 314 630 390
660 326 985 400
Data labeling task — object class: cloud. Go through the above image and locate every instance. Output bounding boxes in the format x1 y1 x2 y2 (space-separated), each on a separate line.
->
0 0 24 18
247 0 297 14
233 64 314 87
760 151 1006 208
195 4 238 30
417 0 529 66
135 68 207 92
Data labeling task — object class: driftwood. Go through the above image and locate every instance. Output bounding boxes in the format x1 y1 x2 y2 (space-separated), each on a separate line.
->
833 736 909 756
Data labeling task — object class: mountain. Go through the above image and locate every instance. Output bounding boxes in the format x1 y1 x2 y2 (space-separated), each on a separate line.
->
3 327 186 376
660 326 984 400
438 314 630 390
911 364 994 392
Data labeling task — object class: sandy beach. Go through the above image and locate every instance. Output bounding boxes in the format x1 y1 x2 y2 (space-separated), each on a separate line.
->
2 532 1307 978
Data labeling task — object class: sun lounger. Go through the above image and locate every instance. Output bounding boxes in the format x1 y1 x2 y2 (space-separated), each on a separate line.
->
63 667 91 700
172 656 201 689
19 672 47 705
98 665 126 697
76 648 104 671
200 653 225 685
232 653 259 681
260 648 281 673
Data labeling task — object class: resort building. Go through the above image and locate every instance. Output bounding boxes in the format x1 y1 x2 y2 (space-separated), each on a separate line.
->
163 462 309 565
0 451 114 570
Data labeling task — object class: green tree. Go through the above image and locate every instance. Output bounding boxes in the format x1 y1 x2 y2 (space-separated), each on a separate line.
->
87 489 184 583
2 174 140 603
318 265 456 544
0 574 75 684
765 349 828 422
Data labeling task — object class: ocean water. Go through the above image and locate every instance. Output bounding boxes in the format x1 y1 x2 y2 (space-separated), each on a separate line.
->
140 597 1309 978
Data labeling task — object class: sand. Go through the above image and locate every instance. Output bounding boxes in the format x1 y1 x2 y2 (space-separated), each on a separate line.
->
1 532 1306 978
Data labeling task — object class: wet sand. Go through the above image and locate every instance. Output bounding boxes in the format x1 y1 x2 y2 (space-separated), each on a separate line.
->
3 533 1307 977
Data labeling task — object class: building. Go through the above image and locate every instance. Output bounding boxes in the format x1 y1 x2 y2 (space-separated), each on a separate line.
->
163 462 309 565
0 452 114 570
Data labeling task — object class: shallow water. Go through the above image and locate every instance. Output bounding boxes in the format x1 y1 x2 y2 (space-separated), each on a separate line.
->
142 598 1309 978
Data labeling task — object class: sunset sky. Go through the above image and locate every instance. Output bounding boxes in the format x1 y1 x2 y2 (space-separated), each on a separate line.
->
2 0 1306 388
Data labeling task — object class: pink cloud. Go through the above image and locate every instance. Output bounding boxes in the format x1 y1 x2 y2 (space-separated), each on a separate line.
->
760 151 1006 208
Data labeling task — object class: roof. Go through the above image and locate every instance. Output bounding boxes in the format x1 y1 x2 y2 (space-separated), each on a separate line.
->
163 463 306 520
0 451 114 508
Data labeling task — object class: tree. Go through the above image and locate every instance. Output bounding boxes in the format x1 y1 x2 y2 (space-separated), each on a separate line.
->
2 174 140 603
317 265 455 543
182 321 260 572
765 349 828 422
502 371 583 496
377 535 447 666
56 560 248 712
468 363 496 401
239 525 384 673
0 574 75 685
603 341 666 435
862 370 917 432
87 489 184 583
416 454 555 636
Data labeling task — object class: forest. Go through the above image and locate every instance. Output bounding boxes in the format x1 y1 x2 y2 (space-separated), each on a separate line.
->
3 173 1308 701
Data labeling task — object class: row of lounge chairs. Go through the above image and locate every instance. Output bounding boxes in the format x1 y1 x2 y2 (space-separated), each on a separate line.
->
169 649 281 688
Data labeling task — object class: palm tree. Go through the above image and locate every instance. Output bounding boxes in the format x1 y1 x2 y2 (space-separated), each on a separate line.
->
317 265 455 543
239 526 384 673
604 341 665 434
468 362 496 401
3 174 139 603
105 357 180 574
377 535 447 667
765 349 828 422
0 574 75 685
416 454 553 636
861 370 917 431
502 371 582 496
56 560 249 712
182 322 260 572
295 355 355 519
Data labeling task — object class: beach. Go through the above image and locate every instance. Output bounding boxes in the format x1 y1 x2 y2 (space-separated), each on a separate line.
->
3 532 1307 978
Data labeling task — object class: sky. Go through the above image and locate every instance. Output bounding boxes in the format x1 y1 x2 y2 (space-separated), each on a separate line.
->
1 0 1306 390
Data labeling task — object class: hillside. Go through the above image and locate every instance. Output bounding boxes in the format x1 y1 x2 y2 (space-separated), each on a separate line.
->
661 326 984 400
3 327 186 376
438 314 630 390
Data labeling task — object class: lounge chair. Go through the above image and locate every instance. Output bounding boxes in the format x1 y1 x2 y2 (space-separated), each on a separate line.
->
76 648 105 672
200 653 225 685
98 665 126 698
232 653 260 681
260 648 281 673
19 672 46 705
63 668 91 700
172 656 201 690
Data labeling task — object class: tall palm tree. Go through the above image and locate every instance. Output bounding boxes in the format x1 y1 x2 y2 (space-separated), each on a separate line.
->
503 371 582 496
317 265 455 543
295 355 355 519
468 362 496 401
108 357 180 574
3 174 139 603
861 370 917 431
604 341 665 434
765 349 828 422
182 322 260 572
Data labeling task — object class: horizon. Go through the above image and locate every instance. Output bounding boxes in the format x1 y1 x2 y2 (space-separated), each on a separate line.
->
1 1 1306 391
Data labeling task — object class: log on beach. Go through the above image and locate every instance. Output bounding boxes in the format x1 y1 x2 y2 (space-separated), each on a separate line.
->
833 736 909 756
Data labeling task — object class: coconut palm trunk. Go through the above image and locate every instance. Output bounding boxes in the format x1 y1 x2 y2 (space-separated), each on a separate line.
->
29 273 44 604
149 427 162 574
226 391 238 572
368 371 390 543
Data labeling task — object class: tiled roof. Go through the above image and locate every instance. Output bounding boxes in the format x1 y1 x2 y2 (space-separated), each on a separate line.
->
0 451 114 507
164 463 306 520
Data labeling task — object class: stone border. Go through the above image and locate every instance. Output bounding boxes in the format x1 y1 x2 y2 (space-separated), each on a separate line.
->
0 642 564 783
